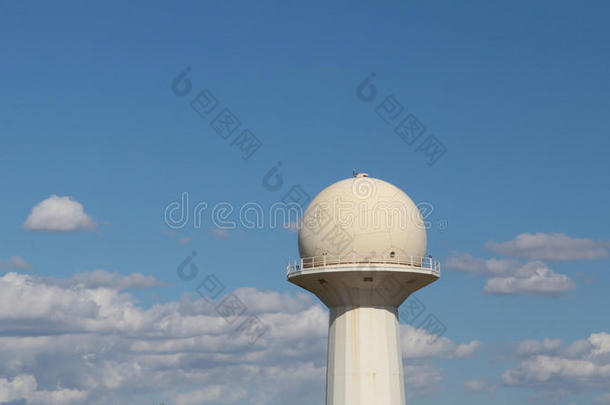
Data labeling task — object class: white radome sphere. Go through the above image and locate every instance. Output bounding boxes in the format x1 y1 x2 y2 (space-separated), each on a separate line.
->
298 175 427 260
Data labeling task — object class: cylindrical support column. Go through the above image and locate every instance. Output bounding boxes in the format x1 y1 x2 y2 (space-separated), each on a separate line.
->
326 305 405 405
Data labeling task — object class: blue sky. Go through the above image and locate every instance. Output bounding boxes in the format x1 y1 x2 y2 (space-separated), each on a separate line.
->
1 1 610 404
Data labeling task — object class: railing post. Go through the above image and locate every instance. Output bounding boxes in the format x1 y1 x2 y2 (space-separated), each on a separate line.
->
323 254 326 267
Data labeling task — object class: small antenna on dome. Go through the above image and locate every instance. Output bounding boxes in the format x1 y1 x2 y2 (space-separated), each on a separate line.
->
353 169 369 178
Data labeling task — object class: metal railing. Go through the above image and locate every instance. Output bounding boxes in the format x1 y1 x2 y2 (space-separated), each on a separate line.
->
286 254 441 276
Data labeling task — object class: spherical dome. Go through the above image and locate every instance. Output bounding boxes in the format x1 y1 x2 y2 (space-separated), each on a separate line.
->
298 175 426 260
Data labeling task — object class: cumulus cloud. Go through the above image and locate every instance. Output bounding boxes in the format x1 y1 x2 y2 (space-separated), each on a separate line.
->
484 261 575 296
0 272 477 405
400 324 480 359
516 338 562 356
0 374 86 404
486 233 610 261
398 323 480 399
0 256 32 271
0 271 327 405
446 253 574 296
405 364 443 398
503 332 610 393
464 378 485 392
463 378 497 396
23 195 95 232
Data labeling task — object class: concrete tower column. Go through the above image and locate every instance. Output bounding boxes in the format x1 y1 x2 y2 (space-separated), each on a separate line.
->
326 305 404 405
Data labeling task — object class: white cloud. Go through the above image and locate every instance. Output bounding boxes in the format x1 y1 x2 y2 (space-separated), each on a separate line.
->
0 271 477 405
0 374 87 404
503 332 610 391
464 378 485 391
463 379 497 397
0 256 32 271
446 253 574 296
400 324 480 359
484 261 575 296
504 355 610 386
399 325 480 399
516 338 562 356
0 374 37 403
455 341 482 358
486 233 610 260
23 195 95 232
405 364 443 398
